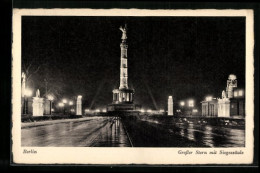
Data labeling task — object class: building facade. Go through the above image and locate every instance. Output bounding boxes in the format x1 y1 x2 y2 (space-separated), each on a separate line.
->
201 99 218 117
201 74 245 118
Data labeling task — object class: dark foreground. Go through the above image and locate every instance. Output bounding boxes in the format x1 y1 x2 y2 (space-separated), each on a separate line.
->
22 116 245 147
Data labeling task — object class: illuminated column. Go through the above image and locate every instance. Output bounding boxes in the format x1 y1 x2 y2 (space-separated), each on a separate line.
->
168 96 173 116
119 25 128 89
76 95 82 115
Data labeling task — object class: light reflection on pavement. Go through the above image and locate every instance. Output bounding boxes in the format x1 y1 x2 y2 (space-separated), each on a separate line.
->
22 116 131 147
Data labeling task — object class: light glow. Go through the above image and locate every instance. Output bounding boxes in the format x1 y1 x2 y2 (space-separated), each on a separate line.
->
47 95 54 101
239 90 243 96
25 89 32 97
188 100 194 107
192 109 198 113
206 96 212 101
58 103 64 107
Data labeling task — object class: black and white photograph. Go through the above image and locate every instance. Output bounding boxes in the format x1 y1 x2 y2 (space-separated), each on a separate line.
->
12 9 254 164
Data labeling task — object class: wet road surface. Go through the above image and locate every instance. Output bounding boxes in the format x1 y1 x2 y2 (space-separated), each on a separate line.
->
122 117 245 147
22 116 245 147
22 117 131 147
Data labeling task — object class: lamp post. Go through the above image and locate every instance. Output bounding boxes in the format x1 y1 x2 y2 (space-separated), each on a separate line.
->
180 101 185 116
24 89 32 115
62 99 67 115
47 95 54 116
69 101 73 115
58 102 64 115
188 99 194 116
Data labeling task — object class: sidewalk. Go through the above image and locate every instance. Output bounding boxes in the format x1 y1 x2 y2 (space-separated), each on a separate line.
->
21 116 101 129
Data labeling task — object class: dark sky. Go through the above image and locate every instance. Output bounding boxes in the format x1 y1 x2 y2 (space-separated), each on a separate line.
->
22 16 245 110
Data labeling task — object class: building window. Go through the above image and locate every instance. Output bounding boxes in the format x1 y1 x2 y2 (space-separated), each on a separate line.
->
234 91 238 97
239 90 243 96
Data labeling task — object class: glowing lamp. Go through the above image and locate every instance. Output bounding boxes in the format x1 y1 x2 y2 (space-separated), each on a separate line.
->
25 89 32 97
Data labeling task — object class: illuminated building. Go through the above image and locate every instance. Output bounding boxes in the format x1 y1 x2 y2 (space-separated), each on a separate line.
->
201 74 245 118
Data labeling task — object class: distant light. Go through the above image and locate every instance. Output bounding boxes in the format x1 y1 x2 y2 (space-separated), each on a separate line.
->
69 101 73 105
85 109 90 112
234 91 238 97
180 101 185 106
206 96 212 101
140 109 145 113
228 74 237 80
192 109 198 113
62 99 67 104
51 108 54 112
78 95 82 98
239 90 243 96
71 109 75 112
96 109 100 113
47 95 54 101
58 103 64 107
176 109 181 112
169 96 172 99
102 109 107 113
25 89 32 97
188 100 194 107
159 109 164 112
147 109 152 113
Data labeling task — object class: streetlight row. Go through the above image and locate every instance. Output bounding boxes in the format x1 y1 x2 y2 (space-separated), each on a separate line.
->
179 99 195 107
58 99 74 107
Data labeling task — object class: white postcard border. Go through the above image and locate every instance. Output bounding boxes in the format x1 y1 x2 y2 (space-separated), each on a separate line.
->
12 9 254 164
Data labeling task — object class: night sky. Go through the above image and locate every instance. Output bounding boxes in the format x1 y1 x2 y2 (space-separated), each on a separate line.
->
22 16 245 110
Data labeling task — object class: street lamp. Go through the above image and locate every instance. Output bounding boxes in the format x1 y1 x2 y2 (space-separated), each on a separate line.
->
58 102 64 114
62 99 68 115
25 89 32 97
69 101 73 114
179 101 185 116
188 99 194 116
188 100 194 107
47 95 54 116
58 102 64 107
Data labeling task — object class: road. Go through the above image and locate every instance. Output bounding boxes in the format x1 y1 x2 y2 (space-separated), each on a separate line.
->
22 116 132 147
22 116 245 147
122 117 245 147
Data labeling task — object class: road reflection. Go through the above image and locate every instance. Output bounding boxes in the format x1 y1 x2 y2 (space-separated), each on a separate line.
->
22 117 131 147
22 116 245 147
171 121 244 147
